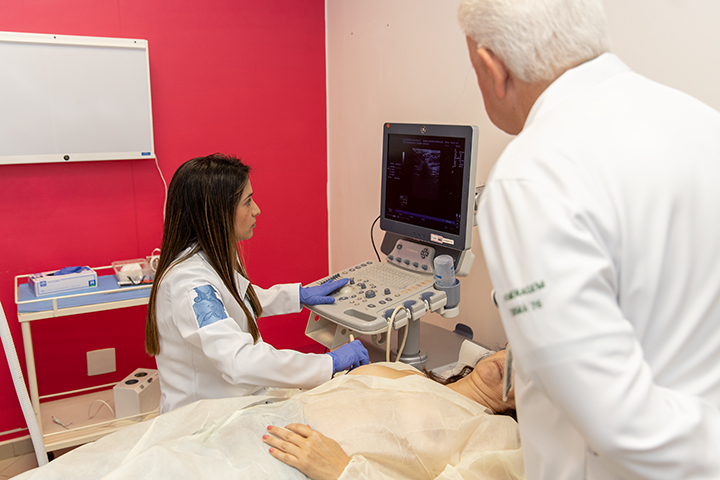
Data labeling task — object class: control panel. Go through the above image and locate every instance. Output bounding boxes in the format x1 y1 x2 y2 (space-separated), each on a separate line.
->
305 259 447 339
384 239 435 274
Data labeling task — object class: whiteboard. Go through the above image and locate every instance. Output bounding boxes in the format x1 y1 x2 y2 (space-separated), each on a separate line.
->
0 32 155 165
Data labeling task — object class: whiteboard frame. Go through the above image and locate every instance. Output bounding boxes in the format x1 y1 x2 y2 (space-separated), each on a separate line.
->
0 31 155 165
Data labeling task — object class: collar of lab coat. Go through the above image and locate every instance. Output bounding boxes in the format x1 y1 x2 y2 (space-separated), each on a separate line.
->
190 247 251 298
233 262 251 298
525 53 630 129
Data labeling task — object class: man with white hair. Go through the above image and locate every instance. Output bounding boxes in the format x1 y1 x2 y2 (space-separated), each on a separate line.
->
460 0 720 478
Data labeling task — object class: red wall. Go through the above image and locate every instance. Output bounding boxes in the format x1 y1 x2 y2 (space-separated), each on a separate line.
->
0 0 328 440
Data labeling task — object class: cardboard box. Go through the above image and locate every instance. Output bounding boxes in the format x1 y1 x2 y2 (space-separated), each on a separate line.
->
113 368 161 419
27 267 97 297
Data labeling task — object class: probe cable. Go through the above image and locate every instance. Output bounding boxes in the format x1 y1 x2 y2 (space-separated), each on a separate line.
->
385 304 411 362
88 399 115 419
370 215 381 262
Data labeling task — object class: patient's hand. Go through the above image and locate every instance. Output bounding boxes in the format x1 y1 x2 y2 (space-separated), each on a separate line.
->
263 424 350 480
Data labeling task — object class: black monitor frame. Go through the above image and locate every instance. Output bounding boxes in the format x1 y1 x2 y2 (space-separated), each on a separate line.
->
379 123 478 253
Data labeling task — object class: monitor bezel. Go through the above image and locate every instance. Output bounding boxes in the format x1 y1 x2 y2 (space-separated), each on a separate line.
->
0 31 155 165
379 122 478 252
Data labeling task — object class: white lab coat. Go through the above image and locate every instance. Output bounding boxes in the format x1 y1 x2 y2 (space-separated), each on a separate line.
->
154 249 333 413
479 53 720 479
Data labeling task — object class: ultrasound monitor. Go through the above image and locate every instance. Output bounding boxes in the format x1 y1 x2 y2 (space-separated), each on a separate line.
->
380 123 478 253
304 123 479 363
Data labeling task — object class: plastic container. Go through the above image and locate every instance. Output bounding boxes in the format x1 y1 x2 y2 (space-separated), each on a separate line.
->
433 255 456 287
112 259 154 286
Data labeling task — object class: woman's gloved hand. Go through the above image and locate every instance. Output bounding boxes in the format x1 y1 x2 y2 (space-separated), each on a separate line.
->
299 278 349 305
327 340 370 373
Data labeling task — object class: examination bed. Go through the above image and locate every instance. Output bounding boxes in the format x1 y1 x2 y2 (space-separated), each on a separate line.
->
15 343 525 480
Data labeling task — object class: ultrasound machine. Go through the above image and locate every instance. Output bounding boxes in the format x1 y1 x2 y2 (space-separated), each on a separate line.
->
305 123 480 368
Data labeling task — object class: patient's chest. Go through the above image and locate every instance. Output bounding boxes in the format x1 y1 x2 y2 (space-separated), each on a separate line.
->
299 376 518 479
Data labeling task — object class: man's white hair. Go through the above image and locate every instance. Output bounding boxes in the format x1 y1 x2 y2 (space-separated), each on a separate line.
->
458 0 610 83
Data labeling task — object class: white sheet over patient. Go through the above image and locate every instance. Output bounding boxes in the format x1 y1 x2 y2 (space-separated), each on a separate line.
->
15 363 524 480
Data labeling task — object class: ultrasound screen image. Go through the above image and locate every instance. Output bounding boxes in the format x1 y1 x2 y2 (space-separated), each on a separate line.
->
384 133 465 235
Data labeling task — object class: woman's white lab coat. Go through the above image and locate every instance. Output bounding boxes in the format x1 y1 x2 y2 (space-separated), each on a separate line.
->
479 53 720 479
154 249 333 413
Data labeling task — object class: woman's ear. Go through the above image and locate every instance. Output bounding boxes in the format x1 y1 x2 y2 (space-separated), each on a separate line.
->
477 48 510 99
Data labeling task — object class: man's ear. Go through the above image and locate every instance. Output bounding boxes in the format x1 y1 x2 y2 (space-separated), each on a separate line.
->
477 48 509 99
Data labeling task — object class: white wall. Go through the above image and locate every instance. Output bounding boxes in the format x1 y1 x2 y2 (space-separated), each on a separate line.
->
326 0 720 349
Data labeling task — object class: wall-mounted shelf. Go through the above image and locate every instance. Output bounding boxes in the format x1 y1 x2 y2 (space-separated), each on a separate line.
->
14 266 155 451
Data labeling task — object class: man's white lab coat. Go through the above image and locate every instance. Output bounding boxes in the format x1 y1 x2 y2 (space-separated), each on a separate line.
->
479 53 720 479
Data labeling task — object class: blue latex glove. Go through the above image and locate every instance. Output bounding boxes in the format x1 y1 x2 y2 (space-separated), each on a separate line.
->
54 266 89 276
299 278 349 305
327 340 370 373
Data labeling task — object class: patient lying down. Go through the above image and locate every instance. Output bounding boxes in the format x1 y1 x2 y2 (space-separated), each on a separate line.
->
263 350 520 479
16 351 523 480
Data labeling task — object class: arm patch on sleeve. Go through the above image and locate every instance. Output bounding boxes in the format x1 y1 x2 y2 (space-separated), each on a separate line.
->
189 284 229 328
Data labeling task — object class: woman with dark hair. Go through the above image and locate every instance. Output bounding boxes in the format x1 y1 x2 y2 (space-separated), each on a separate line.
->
424 351 516 420
146 154 368 413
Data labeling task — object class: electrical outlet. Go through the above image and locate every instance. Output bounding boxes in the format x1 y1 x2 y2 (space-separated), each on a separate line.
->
87 348 116 376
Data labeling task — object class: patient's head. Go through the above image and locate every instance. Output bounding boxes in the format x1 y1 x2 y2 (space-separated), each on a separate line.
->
432 350 516 419
472 350 516 413
348 349 516 418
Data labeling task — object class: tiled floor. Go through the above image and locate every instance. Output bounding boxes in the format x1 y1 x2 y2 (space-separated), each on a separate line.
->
0 448 76 478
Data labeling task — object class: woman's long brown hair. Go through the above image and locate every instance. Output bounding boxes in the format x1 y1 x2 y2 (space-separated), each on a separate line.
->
145 154 263 356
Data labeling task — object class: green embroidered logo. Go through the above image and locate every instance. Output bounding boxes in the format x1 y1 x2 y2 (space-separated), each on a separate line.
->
503 280 545 302
504 281 545 317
